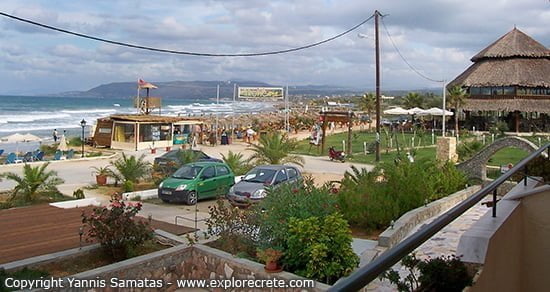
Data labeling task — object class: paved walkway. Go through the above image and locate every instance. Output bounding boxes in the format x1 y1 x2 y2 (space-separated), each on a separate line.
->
366 196 492 291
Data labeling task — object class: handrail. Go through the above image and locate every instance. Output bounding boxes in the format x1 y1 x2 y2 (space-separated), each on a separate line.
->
330 143 550 291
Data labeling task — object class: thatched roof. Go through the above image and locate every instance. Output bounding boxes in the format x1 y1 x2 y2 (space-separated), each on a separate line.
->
461 99 550 113
448 28 550 89
471 28 550 61
109 114 203 123
448 58 550 88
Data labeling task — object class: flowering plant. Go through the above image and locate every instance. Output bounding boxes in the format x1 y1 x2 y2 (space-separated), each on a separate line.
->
82 193 152 260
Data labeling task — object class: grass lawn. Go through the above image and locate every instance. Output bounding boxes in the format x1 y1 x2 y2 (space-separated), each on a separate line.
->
294 130 438 156
294 130 538 167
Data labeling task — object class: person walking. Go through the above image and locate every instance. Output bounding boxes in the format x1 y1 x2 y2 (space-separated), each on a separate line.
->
52 129 58 142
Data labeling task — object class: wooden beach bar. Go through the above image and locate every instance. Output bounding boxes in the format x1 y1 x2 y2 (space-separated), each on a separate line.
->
93 114 203 151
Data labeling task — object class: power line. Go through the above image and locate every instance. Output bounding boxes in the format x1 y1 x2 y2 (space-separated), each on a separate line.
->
380 17 444 83
0 11 374 57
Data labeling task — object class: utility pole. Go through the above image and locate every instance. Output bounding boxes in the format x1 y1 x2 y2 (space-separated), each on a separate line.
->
374 10 381 162
215 84 220 145
442 80 446 137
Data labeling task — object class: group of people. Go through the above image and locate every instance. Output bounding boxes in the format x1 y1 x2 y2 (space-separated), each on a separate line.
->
52 129 67 143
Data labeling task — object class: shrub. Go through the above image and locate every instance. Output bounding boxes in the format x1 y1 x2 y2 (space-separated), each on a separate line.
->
457 140 484 161
122 180 134 192
1 163 64 203
109 153 151 184
256 179 337 249
68 136 83 146
338 160 466 230
82 194 152 260
249 132 305 166
489 121 508 138
73 188 85 199
286 213 359 284
221 151 253 176
382 253 473 292
205 198 259 257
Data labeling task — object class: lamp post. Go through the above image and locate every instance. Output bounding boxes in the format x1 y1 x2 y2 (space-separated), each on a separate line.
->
80 119 86 158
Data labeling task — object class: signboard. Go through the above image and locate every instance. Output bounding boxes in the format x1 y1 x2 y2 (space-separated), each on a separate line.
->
151 126 161 141
238 87 284 100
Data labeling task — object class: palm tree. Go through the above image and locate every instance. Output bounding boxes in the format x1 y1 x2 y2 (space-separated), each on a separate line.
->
177 150 199 166
358 93 376 129
249 132 305 166
1 163 64 202
402 92 425 109
109 153 151 183
221 150 253 175
447 85 468 136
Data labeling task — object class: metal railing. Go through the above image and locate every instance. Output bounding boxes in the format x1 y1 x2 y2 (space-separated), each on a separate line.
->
330 143 550 291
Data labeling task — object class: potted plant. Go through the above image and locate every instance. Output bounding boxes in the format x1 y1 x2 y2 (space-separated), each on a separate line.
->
91 166 111 186
257 248 284 273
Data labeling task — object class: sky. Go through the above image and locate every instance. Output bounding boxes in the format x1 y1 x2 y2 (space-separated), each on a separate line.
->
0 0 548 95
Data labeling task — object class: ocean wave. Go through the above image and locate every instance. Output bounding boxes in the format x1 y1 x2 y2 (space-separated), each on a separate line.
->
60 109 117 114
0 113 71 123
0 123 81 133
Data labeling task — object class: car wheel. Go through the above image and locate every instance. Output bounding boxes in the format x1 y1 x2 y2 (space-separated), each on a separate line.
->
185 191 197 205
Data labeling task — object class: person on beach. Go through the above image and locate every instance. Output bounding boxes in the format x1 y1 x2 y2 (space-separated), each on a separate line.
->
53 129 58 142
246 127 255 144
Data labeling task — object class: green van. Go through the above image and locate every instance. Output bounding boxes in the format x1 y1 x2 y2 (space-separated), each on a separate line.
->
158 161 235 205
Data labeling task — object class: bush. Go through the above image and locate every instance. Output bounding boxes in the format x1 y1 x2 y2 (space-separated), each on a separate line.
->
82 194 152 260
205 198 259 257
286 213 359 284
382 253 473 292
68 136 83 146
109 153 151 184
39 144 58 156
221 151 253 176
489 121 508 138
457 140 484 161
122 180 134 192
73 188 85 199
256 178 337 249
338 160 467 230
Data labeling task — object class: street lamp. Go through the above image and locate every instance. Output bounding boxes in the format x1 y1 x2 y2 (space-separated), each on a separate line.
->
80 119 86 158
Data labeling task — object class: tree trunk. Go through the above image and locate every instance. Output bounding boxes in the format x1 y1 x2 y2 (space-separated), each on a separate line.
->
455 105 459 137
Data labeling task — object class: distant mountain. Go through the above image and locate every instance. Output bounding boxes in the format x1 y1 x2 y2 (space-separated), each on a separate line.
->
52 80 363 99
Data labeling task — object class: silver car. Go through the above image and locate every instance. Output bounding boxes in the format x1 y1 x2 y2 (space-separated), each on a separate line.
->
226 165 302 207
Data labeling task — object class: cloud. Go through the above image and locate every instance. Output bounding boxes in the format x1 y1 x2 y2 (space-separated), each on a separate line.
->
0 0 548 95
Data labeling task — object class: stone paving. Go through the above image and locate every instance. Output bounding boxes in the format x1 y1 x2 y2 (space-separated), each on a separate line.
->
365 195 493 291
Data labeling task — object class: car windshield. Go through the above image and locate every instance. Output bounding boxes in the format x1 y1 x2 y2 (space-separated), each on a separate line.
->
242 168 277 184
172 165 203 179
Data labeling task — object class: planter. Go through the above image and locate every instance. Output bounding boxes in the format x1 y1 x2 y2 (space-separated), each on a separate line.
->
150 148 156 154
96 175 107 186
165 147 171 152
264 261 282 273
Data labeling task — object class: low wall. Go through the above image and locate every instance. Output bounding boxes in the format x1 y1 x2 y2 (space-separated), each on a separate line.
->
39 244 329 292
122 189 158 201
378 185 481 248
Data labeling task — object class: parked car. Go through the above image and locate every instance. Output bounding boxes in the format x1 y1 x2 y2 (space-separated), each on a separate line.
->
226 165 302 207
158 161 234 205
154 149 222 168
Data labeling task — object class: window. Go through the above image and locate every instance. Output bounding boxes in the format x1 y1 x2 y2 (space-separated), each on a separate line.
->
274 169 288 184
98 127 112 134
216 165 230 176
139 124 171 142
502 87 515 95
202 167 215 179
287 168 298 179
113 123 135 143
469 87 481 95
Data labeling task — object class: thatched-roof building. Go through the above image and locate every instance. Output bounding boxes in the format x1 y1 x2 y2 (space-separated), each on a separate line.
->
448 28 550 132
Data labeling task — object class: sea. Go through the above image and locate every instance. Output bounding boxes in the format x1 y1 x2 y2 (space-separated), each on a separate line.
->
0 95 274 153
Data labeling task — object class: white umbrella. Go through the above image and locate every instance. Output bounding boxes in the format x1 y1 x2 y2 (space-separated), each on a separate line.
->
425 107 454 116
383 107 410 115
0 133 42 154
20 133 42 142
57 135 69 152
408 107 430 116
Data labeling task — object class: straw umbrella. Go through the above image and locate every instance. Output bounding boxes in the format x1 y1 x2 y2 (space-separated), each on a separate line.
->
57 135 69 152
0 133 41 154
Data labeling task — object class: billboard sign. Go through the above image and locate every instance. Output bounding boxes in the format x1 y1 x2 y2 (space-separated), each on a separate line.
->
238 87 284 100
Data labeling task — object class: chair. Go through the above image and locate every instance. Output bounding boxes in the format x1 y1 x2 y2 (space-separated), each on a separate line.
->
0 149 4 156
66 149 75 159
54 150 62 160
5 152 18 164
22 152 33 162
34 151 45 161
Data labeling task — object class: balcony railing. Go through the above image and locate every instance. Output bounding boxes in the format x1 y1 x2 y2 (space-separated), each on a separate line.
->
329 143 550 291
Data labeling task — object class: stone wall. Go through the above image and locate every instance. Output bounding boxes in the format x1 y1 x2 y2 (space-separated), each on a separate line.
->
50 244 329 292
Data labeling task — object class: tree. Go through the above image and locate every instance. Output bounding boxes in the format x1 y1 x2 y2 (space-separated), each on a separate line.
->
358 93 376 129
221 150 253 175
249 132 305 166
1 163 64 202
108 153 151 184
447 85 468 135
402 92 425 109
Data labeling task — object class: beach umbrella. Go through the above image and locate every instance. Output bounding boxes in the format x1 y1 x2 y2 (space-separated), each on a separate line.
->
57 135 69 152
425 107 454 116
0 133 41 154
408 107 430 116
383 107 410 115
